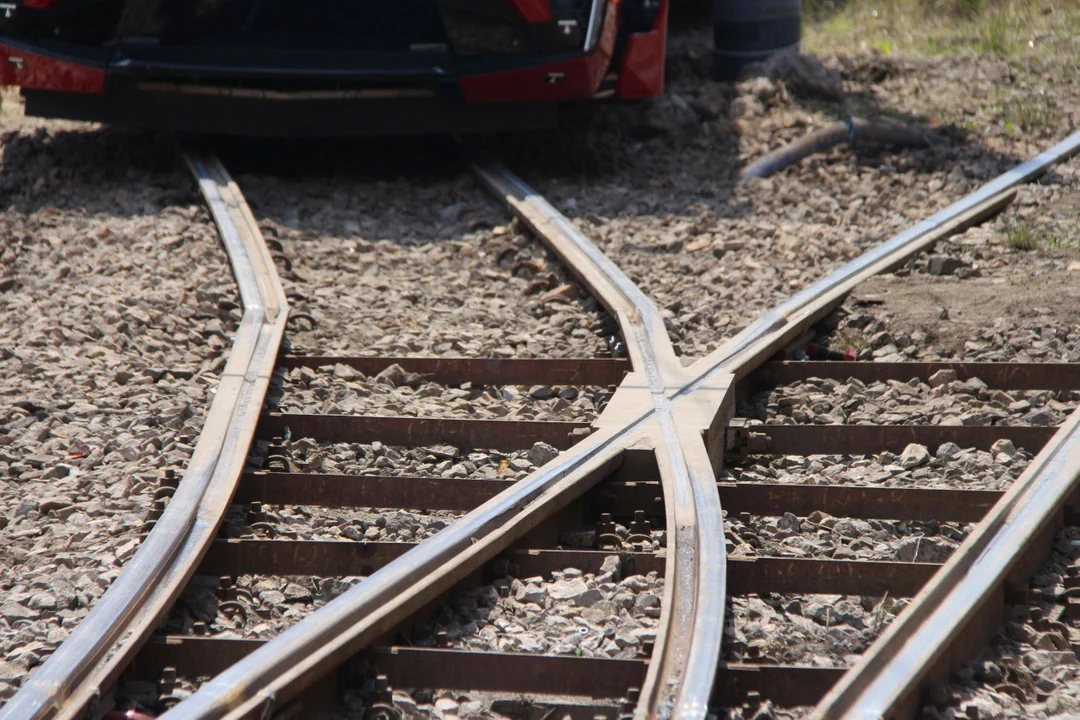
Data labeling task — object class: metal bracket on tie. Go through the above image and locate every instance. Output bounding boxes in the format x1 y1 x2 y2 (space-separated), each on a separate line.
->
258 692 276 720
725 419 771 461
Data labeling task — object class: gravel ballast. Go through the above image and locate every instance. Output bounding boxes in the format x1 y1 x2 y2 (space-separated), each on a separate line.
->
271 364 607 422
935 526 1080 720
492 24 1080 361
236 172 621 360
5 11 1080 718
0 117 236 702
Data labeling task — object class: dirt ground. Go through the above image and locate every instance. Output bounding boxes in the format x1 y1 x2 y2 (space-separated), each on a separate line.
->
852 170 1080 359
858 262 1080 358
476 0 1080 360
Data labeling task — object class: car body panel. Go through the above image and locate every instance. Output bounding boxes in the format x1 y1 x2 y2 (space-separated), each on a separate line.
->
0 0 669 134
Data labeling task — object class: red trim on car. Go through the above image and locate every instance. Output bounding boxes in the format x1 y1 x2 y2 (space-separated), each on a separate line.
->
0 46 105 93
508 0 551 23
461 0 618 103
616 0 668 99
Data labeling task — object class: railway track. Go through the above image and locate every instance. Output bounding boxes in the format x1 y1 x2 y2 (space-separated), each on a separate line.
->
2 130 1080 720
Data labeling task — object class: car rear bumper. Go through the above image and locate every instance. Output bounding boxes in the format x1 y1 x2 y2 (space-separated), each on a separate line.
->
22 86 560 136
0 0 668 134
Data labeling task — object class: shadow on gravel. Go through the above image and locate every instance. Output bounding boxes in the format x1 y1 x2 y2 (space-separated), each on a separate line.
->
0 127 196 215
0 15 1054 230
215 135 469 182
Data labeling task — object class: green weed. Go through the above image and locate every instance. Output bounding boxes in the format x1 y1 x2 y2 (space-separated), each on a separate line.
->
1003 217 1039 251
999 95 1058 133
976 9 1012 55
804 0 1080 59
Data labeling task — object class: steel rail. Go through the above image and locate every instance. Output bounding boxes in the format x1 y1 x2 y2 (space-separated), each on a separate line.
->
18 128 1078 720
816 401 1080 719
0 149 289 720
582 129 1080 717
154 158 727 720
690 129 1080 382
809 132 1080 719
473 161 725 720
161 423 634 720
162 130 1080 720
675 129 1080 719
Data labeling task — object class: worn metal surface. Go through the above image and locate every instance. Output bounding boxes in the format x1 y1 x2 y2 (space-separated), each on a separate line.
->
160 427 631 720
200 535 937 597
729 423 1055 456
234 472 998 523
717 483 1001 523
257 413 588 450
712 665 847 707
198 540 667 578
140 640 645 699
0 150 290 720
729 557 939 596
36 131 1079 720
234 472 516 511
815 396 1080 714
490 548 667 578
474 161 728 720
760 361 1080 390
155 158 728 720
138 636 843 710
680 131 1080 714
169 136 1072 719
800 132 1080 719
277 355 630 387
137 637 264 680
369 648 647 699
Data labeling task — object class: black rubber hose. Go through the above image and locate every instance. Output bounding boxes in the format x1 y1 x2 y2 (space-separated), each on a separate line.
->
739 118 941 181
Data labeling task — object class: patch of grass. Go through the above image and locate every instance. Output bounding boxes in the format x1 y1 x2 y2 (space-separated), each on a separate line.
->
869 594 895 634
976 7 1013 55
1003 217 1039 251
814 11 855 36
1043 233 1080 252
804 0 1080 59
998 94 1059 134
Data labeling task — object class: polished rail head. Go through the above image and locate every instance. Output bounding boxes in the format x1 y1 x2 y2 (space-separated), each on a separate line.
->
473 161 727 720
155 124 1080 720
816 408 1080 719
794 136 1080 719
470 160 679 385
692 129 1080 385
28 126 1080 720
0 148 289 720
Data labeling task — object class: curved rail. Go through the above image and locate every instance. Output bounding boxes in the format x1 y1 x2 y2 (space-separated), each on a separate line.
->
154 160 728 720
475 130 1080 716
0 148 289 720
692 129 1080 720
13 128 1080 720
473 161 726 720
